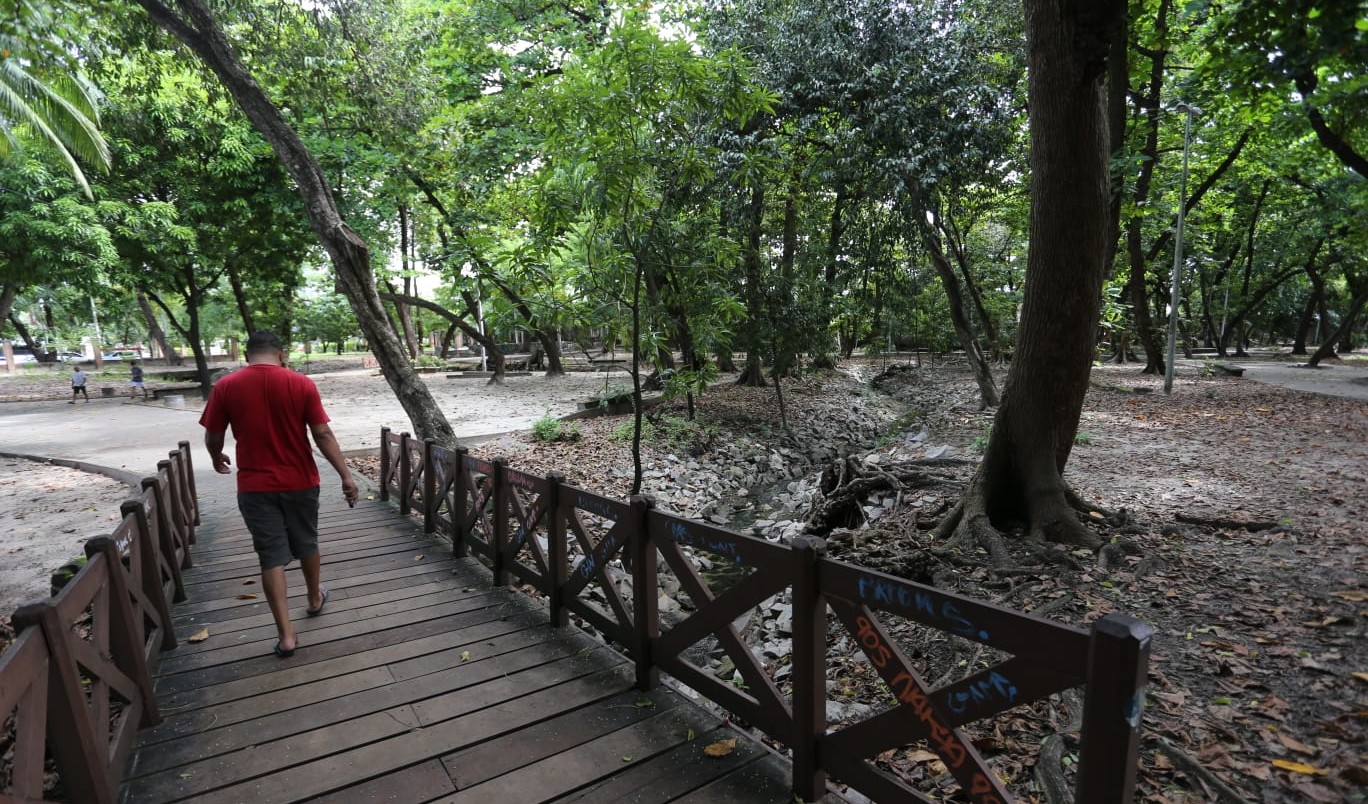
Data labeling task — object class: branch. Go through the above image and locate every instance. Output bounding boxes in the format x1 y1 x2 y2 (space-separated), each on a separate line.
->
144 287 190 341
1145 128 1252 264
377 291 484 345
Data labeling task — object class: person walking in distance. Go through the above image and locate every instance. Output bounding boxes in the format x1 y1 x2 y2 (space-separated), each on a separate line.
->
69 366 89 403
129 360 149 400
200 331 359 658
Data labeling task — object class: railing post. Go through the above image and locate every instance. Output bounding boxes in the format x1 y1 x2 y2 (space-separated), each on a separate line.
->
142 476 186 602
11 603 117 804
629 495 658 691
84 536 160 728
122 500 177 651
177 440 199 527
398 432 412 516
168 448 195 545
546 472 567 627
790 536 828 802
379 427 392 502
491 457 510 586
1076 613 1152 804
453 446 469 557
423 438 437 533
158 459 192 568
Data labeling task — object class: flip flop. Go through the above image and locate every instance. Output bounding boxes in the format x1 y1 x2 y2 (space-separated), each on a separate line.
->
306 587 330 617
273 641 295 658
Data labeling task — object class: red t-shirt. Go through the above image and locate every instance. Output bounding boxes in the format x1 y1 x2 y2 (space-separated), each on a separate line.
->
199 364 331 493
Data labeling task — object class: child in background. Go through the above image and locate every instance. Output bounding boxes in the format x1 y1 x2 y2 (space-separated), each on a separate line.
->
69 366 88 404
130 360 149 400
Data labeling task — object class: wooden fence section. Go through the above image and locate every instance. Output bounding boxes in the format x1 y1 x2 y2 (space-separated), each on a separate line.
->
382 427 1153 804
1 443 197 803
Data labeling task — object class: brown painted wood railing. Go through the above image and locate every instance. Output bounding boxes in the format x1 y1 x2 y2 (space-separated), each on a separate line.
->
382 427 1152 804
1 442 197 803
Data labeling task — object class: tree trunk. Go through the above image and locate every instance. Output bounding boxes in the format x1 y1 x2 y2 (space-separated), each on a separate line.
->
1291 272 1324 355
0 284 18 342
137 289 181 365
922 221 999 408
133 0 455 444
378 290 505 381
1307 286 1368 367
8 314 42 356
1124 0 1170 374
938 0 1121 558
226 262 255 334
736 180 767 387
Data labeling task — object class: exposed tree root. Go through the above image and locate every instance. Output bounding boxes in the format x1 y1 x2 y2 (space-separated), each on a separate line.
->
1175 512 1278 531
804 456 959 537
1149 736 1249 803
1033 734 1074 804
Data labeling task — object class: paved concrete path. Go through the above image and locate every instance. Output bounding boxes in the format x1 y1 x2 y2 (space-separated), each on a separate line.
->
1178 358 1368 403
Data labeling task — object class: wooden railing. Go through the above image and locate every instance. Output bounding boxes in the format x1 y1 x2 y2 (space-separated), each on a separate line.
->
0 443 197 803
381 428 1152 804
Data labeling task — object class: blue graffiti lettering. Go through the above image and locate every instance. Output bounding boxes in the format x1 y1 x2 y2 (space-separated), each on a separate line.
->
944 671 1018 715
576 494 619 521
857 574 989 641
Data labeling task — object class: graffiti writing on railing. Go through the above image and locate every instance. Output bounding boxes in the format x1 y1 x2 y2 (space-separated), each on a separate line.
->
576 493 620 522
116 530 135 553
506 470 538 491
854 615 1004 804
668 520 741 563
570 524 628 585
945 671 1019 716
510 502 542 552
856 574 989 641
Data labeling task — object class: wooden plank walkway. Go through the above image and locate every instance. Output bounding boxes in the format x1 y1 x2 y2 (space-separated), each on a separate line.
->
122 484 797 803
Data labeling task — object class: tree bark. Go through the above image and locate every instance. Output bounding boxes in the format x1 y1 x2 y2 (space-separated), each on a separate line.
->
226 262 255 334
0 284 17 341
8 314 41 356
736 180 767 387
137 289 181 365
1308 286 1368 367
922 221 999 408
133 0 455 443
377 290 506 381
1124 0 1170 374
940 0 1122 557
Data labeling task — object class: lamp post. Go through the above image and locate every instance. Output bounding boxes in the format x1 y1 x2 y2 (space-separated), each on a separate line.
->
1164 101 1200 395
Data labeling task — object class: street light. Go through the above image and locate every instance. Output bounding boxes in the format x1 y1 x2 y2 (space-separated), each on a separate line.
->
1164 101 1200 395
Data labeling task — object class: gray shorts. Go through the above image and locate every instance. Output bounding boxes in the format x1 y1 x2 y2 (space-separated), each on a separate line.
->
237 487 321 569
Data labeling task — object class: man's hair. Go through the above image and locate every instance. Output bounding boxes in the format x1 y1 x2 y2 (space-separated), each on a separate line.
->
246 330 285 355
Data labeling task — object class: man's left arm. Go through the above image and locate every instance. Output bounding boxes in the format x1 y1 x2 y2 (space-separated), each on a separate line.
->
309 422 359 506
205 430 232 474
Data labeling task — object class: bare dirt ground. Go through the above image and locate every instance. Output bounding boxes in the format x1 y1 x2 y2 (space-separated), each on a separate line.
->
2 354 1363 801
0 457 132 609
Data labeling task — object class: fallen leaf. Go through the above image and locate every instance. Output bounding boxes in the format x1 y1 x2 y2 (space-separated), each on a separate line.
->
1331 589 1368 602
187 628 209 643
1275 731 1318 756
905 749 940 763
634 697 655 709
1272 758 1326 775
415 555 425 561
1352 672 1368 684
704 738 736 757
236 594 258 600
242 580 256 586
460 650 470 662
621 755 633 762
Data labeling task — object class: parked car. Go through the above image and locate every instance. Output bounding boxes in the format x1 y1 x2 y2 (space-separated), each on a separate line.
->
56 351 85 362
101 351 137 361
0 353 38 365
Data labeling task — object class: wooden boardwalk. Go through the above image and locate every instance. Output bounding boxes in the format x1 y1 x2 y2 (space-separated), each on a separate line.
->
122 487 796 803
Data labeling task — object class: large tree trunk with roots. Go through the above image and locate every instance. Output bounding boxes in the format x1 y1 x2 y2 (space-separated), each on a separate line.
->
134 0 456 444
936 0 1122 563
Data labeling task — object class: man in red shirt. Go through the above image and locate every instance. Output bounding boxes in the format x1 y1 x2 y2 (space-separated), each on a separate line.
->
200 330 359 658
